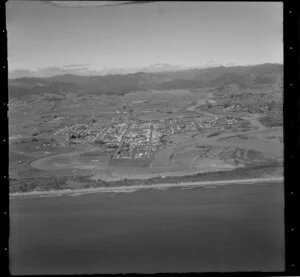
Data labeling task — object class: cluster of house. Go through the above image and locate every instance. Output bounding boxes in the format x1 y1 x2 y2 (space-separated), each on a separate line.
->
56 122 109 143
223 103 249 112
116 122 151 160
152 116 218 136
51 112 249 160
53 119 129 145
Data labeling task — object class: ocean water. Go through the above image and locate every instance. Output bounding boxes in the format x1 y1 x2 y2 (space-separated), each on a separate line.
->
9 183 285 274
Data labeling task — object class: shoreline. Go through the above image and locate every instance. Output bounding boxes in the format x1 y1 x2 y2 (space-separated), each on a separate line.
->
10 176 284 198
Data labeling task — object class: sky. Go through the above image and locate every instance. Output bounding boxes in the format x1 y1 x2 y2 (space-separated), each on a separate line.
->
6 1 283 72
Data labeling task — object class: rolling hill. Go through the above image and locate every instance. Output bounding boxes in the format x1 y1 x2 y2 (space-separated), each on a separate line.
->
8 63 283 99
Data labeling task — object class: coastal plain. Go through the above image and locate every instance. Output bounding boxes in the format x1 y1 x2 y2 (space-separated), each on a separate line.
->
9 65 283 193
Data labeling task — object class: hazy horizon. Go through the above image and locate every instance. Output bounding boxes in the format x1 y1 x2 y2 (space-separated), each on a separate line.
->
7 1 283 75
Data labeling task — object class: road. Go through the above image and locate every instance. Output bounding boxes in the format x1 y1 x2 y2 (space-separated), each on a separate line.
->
148 123 154 156
112 121 132 159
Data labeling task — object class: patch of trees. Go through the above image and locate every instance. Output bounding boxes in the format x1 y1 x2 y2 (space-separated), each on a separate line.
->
259 114 283 127
160 135 168 143
94 138 106 144
9 176 69 193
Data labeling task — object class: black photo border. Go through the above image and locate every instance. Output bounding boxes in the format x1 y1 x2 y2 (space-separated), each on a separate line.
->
0 1 299 276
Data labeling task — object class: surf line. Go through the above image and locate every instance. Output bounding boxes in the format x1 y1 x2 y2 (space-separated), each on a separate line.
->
10 176 284 198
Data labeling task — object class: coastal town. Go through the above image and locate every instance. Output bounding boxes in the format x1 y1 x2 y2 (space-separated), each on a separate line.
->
50 112 253 162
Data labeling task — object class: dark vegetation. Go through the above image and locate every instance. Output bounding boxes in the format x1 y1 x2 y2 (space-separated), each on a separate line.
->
10 176 68 193
259 111 283 127
207 132 221 138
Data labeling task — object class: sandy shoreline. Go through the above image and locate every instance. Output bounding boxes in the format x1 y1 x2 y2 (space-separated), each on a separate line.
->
10 176 283 198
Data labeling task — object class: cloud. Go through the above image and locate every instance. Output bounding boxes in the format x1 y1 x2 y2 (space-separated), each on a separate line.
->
36 66 93 77
225 63 237 66
62 63 91 68
8 69 36 79
9 66 94 79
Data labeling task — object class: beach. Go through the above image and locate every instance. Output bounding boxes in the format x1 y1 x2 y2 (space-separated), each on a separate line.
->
10 176 284 198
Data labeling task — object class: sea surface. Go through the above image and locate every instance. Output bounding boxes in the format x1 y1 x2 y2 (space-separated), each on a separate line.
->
9 183 285 274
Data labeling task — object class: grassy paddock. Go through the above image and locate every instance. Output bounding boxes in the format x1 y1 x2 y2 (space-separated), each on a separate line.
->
10 161 282 193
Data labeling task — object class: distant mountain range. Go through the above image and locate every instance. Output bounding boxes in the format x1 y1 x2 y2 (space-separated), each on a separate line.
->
8 63 283 99
8 63 198 79
9 61 239 79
